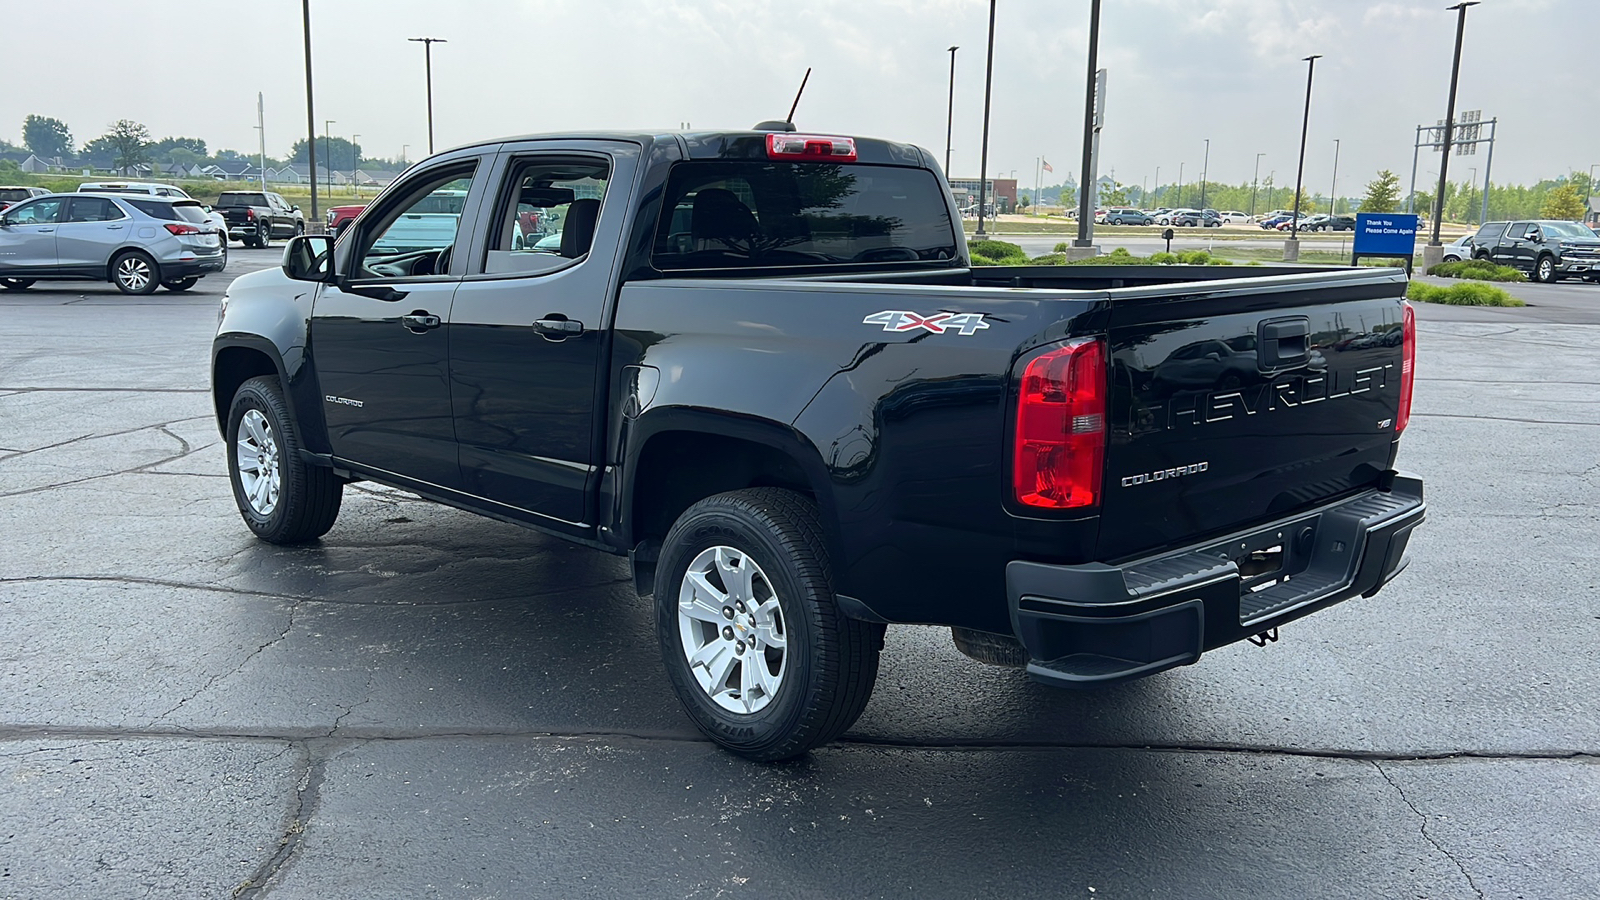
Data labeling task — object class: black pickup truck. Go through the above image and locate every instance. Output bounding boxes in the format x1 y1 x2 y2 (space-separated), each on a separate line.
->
1471 219 1600 283
214 190 305 248
212 127 1424 760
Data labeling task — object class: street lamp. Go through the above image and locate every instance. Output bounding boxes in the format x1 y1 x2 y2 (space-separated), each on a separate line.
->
323 119 335 202
408 36 447 155
1428 2 1478 256
1286 54 1322 258
1252 152 1265 217
945 46 958 175
1466 166 1477 224
1177 161 1184 208
300 0 319 226
1072 0 1103 251
975 2 998 236
1199 138 1210 210
1329 139 1340 215
351 133 360 198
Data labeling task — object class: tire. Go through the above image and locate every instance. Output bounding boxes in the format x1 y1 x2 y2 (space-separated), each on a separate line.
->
226 376 343 544
655 488 884 761
1 277 36 290
256 222 271 247
162 277 199 292
1534 255 1557 283
111 250 160 295
294 221 305 237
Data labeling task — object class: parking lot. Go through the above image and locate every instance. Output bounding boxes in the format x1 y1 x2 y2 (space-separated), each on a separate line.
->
2 247 1597 898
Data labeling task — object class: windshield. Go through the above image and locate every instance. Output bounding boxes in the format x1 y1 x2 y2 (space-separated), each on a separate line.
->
1540 222 1595 239
652 161 958 270
217 193 267 207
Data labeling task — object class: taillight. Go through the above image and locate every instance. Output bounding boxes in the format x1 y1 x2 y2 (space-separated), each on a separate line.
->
164 223 202 235
1013 338 1107 509
1396 301 1416 434
245 208 256 220
766 133 858 162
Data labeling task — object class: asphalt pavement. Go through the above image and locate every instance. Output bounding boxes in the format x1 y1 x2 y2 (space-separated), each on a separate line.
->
2 248 1597 899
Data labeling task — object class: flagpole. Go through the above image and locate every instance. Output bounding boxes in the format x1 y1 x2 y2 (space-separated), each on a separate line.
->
1034 157 1041 217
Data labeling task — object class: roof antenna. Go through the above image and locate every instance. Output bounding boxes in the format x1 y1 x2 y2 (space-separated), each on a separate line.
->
786 67 812 124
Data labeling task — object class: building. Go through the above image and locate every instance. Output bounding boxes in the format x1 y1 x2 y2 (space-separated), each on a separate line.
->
948 177 1018 214
1587 196 1599 228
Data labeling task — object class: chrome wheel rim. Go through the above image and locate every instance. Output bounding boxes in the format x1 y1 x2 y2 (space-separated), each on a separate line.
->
677 545 787 714
235 409 281 516
1539 259 1552 280
116 256 151 291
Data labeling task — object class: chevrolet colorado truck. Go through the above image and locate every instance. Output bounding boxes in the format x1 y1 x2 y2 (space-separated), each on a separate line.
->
212 127 1425 760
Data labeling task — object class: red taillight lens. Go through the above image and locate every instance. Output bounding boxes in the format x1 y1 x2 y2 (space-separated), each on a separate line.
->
245 208 256 220
1013 338 1107 509
1396 301 1416 434
766 133 858 162
164 222 202 235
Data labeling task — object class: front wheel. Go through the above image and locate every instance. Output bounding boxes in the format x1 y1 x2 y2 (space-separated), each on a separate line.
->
0 277 35 290
656 488 884 761
226 376 343 543
1535 255 1557 283
111 251 160 295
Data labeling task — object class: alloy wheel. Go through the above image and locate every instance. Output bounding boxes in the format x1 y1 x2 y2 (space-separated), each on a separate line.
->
116 256 151 292
235 409 282 516
677 545 787 714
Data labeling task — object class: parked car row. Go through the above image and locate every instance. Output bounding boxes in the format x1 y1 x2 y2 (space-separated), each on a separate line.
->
0 192 227 294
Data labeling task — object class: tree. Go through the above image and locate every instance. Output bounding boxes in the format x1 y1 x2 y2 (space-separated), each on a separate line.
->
22 114 73 158
151 136 208 163
1540 183 1585 221
100 119 152 171
1359 170 1401 213
288 136 361 171
1100 181 1132 205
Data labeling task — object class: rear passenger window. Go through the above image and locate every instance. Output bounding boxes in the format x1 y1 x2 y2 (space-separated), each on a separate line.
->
480 157 610 276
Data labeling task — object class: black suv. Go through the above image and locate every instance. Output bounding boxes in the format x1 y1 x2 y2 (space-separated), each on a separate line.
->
1473 220 1600 283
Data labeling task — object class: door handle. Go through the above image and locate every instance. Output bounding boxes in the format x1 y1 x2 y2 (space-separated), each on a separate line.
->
400 312 441 333
38 228 54 233
533 316 584 340
107 224 124 230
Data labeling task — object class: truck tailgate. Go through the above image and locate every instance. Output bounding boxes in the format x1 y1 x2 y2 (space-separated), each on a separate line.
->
1097 270 1409 561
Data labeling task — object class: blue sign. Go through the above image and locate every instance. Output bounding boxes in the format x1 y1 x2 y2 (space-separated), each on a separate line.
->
1353 213 1419 256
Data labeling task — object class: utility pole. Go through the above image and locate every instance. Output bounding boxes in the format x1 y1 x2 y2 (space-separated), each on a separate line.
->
1071 0 1103 256
254 93 268 189
945 46 958 175
1329 139 1341 215
1285 54 1322 261
975 2 996 237
351 133 360 198
1177 162 1184 208
301 0 318 228
1199 138 1210 210
1153 166 1160 205
323 120 336 202
1427 2 1478 264
1252 152 1264 217
408 37 447 155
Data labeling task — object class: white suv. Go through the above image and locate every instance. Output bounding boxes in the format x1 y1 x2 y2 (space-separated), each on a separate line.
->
78 182 229 251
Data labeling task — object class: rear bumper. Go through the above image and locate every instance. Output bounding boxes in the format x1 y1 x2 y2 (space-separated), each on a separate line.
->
1006 473 1425 688
161 254 227 279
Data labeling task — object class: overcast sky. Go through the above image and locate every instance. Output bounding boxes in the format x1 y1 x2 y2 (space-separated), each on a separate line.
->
5 0 1595 194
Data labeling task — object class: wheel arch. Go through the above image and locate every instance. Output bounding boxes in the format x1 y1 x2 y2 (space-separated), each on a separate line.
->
620 411 841 596
212 338 295 440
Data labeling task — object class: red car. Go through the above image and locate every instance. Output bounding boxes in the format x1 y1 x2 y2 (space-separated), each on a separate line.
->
326 204 367 237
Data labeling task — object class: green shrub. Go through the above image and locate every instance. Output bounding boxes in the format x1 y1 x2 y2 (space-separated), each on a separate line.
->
1027 253 1068 266
1148 251 1179 264
1053 241 1071 253
1426 259 1527 282
969 239 1025 261
1177 249 1212 264
1407 280 1523 306
970 252 1002 267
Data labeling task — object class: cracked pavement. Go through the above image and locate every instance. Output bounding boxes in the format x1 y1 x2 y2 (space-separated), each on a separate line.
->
1 252 1597 899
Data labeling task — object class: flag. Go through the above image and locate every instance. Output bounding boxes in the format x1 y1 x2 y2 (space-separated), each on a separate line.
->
1041 158 1054 174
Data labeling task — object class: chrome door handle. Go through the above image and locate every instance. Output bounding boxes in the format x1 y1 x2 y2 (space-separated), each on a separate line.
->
400 313 441 333
533 317 584 340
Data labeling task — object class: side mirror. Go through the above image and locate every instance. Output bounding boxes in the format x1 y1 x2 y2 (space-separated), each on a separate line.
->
1204 352 1223 361
292 205 301 213
282 234 335 282
1527 231 1542 243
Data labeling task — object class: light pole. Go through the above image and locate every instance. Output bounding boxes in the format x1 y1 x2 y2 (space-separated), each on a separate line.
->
1428 2 1478 260
408 36 447 155
351 133 360 198
1153 166 1160 205
300 0 319 227
401 144 409 166
1328 139 1340 215
1199 138 1210 210
323 119 335 202
1466 166 1477 224
1286 54 1322 260
945 46 958 175
1176 162 1184 208
1251 152 1264 217
1072 0 1103 253
975 1 996 237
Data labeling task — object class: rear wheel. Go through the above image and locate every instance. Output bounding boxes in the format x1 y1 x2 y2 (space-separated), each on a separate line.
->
162 277 199 292
0 278 35 291
226 376 342 543
656 488 884 761
1535 255 1557 283
111 251 159 295
256 222 271 248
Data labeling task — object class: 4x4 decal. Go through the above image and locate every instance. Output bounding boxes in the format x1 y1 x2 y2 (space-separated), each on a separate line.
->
862 310 990 336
